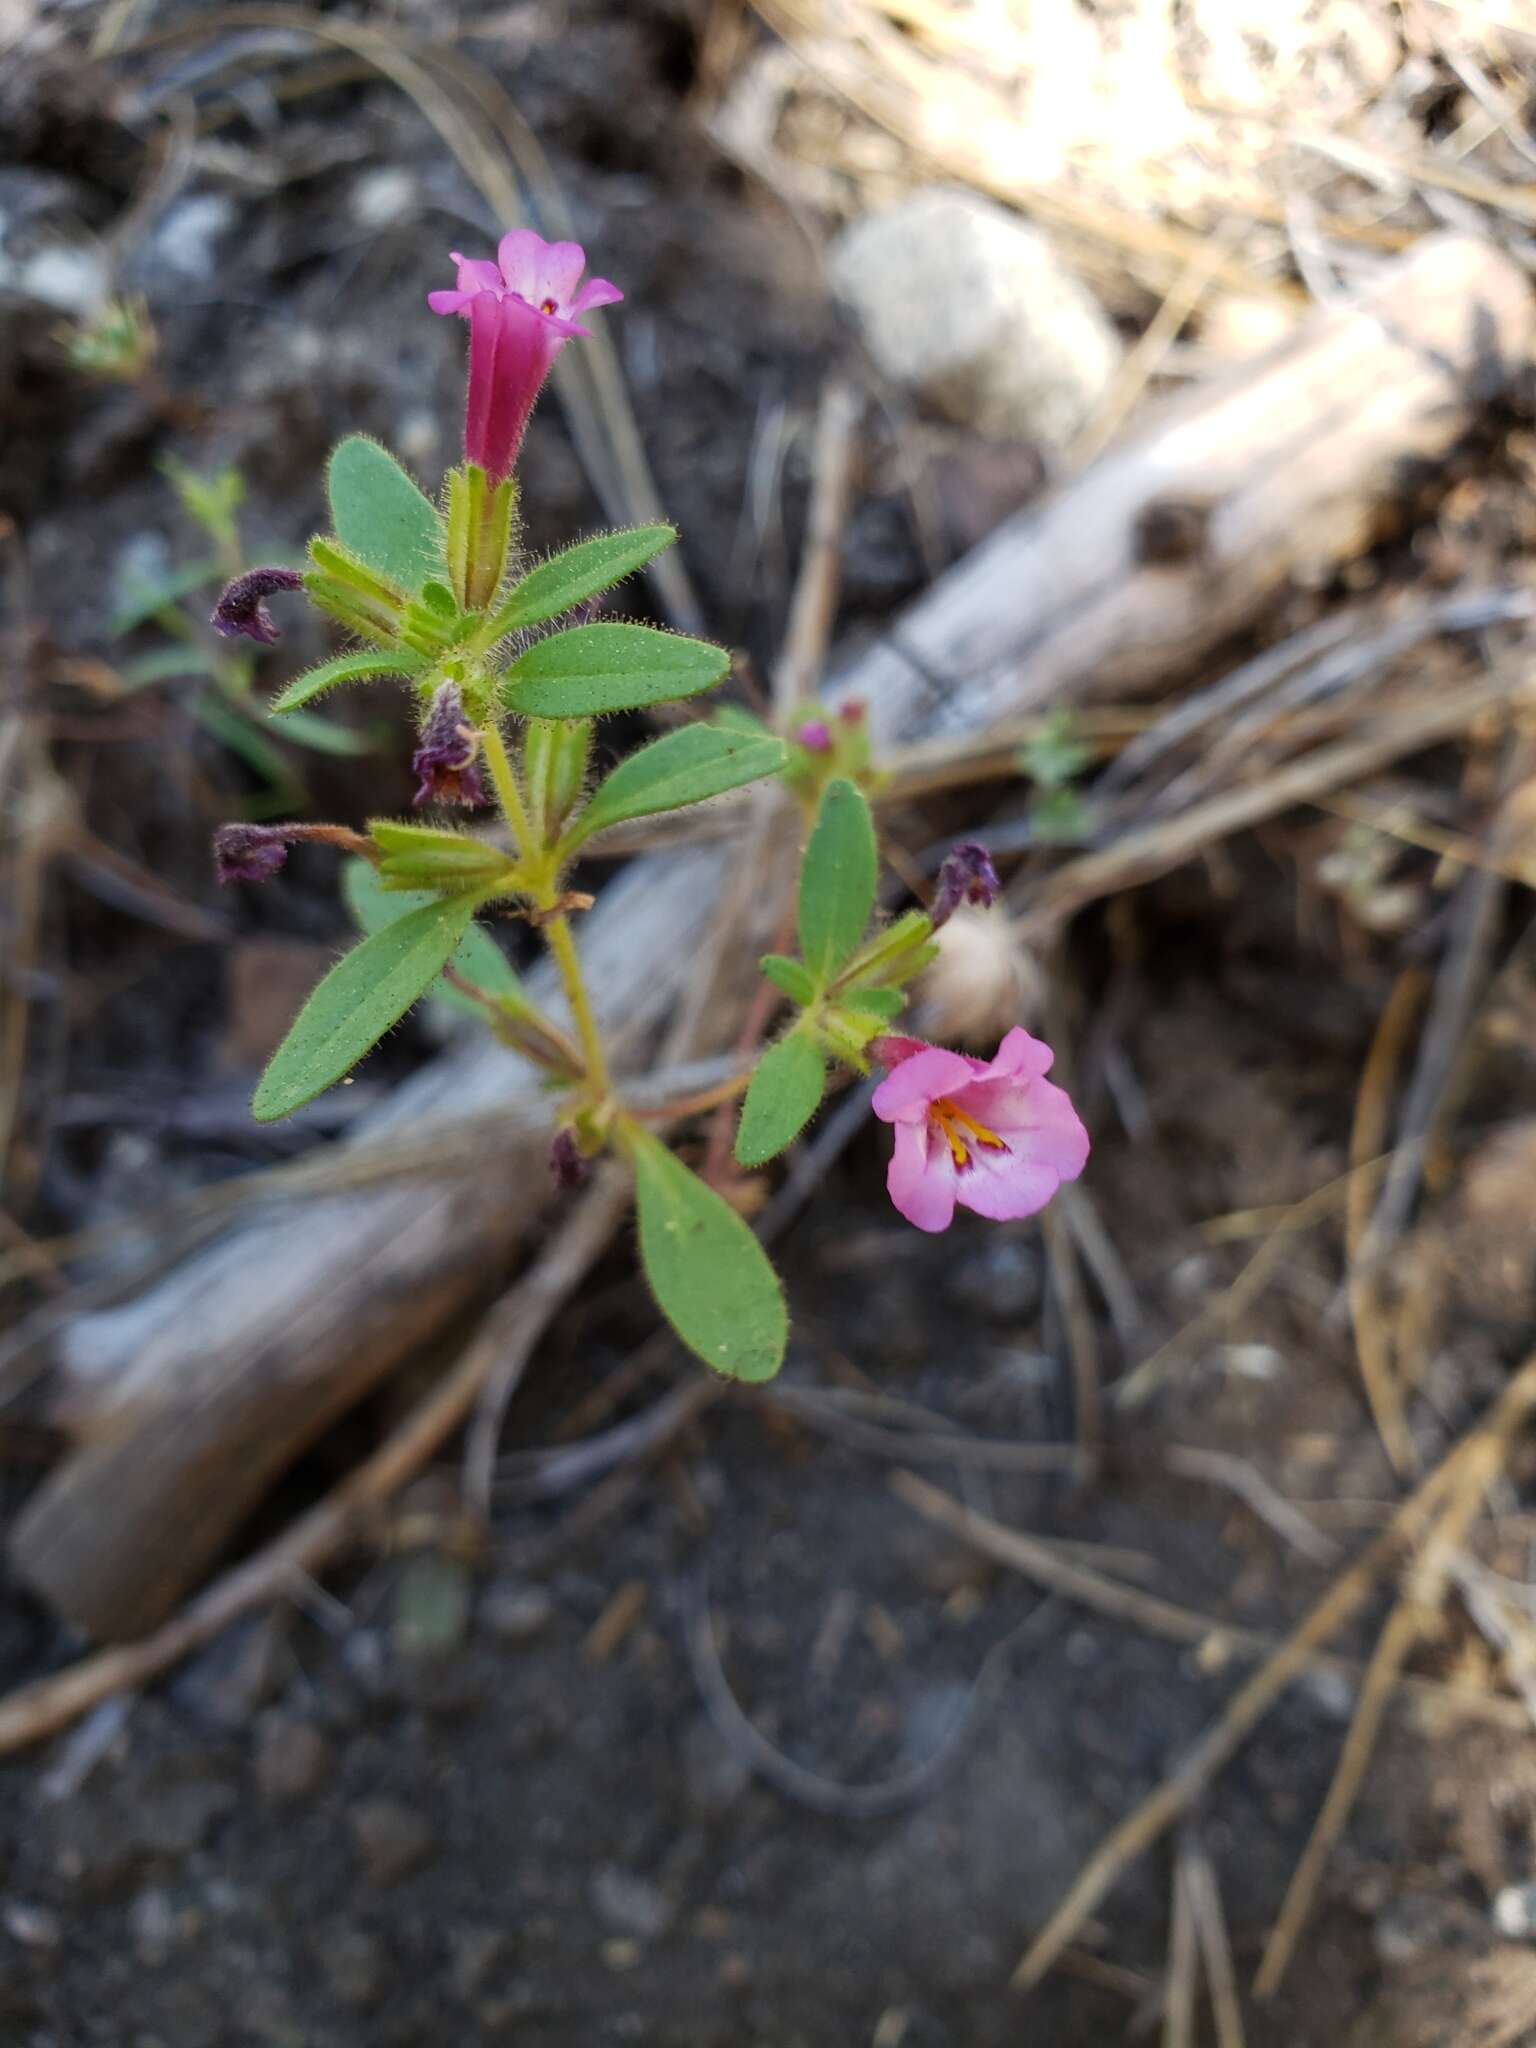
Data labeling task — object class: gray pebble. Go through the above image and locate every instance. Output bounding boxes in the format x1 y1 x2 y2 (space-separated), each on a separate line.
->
348 1799 436 1888
480 1581 554 1644
253 1716 332 1808
590 1866 674 1941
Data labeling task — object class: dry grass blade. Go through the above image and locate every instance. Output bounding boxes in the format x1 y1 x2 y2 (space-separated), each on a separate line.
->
1017 668 1533 940
0 1171 632 1757
1252 1455 1500 1997
1009 1346 1536 1994
1345 969 1426 1475
1163 1846 1199 2048
1181 1826 1247 2048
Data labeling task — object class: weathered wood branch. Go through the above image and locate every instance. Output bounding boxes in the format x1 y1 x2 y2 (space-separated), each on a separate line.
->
12 232 1532 1641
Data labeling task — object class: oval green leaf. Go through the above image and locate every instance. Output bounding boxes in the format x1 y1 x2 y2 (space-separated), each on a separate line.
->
627 1126 786 1382
271 648 423 714
327 435 443 595
759 953 817 1008
501 623 730 719
489 525 677 635
564 727 787 850
342 858 525 1018
797 777 877 982
253 892 477 1121
735 1032 826 1169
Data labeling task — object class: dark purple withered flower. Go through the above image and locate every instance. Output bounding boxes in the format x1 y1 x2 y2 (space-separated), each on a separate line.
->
213 823 293 885
211 566 304 646
549 1127 592 1191
931 841 1000 930
412 681 486 807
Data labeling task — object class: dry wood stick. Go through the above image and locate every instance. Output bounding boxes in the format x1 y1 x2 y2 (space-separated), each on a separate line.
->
1016 669 1533 940
1008 1346 1536 1994
0 1171 632 1757
1181 1825 1247 2048
1345 969 1426 1475
1251 1455 1498 1996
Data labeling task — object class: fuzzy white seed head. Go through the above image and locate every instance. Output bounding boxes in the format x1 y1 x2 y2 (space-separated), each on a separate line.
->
918 907 1040 1045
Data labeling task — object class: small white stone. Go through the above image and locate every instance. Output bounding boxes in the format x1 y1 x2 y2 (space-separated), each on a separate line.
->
1494 1882 1536 1941
352 167 417 229
828 186 1121 449
150 194 234 282
16 243 107 315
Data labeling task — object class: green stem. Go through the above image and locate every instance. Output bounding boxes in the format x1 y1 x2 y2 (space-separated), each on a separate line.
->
481 717 611 1097
544 911 610 1097
480 720 536 859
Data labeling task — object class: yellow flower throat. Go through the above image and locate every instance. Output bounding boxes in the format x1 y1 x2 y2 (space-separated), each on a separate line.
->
930 1099 1007 1170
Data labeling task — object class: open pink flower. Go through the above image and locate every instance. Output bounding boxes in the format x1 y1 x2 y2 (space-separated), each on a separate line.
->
870 1028 1088 1233
428 230 622 482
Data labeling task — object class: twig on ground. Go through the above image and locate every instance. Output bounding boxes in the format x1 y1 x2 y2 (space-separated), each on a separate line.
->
1041 1204 1101 1464
1252 1450 1498 1997
1163 1844 1199 2048
0 1174 630 1757
1361 734 1535 1260
1345 968 1426 1474
773 378 862 713
1009 1346 1536 1994
683 1572 1034 1818
1015 669 1532 941
1180 1823 1247 2048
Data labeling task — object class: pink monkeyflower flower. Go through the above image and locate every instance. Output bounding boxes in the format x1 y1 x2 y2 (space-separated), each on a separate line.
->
428 230 622 483
870 1027 1088 1234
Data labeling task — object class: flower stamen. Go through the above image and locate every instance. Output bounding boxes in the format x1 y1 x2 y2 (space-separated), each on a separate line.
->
931 1098 1007 1170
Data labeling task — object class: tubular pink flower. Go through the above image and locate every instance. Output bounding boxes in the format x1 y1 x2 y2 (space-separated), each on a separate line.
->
428 230 622 483
870 1027 1088 1234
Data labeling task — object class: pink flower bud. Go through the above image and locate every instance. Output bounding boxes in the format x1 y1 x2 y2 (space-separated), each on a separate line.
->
428 231 622 483
794 719 833 754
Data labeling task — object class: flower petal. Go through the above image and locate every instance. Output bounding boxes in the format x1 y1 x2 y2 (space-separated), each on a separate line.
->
991 1025 1056 1080
451 254 506 296
871 1044 987 1124
888 1118 958 1232
958 1073 1089 1183
952 1142 1063 1222
573 275 624 313
427 288 474 316
535 239 588 306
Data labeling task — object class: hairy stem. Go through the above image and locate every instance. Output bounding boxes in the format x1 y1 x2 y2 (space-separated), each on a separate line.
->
544 911 610 1097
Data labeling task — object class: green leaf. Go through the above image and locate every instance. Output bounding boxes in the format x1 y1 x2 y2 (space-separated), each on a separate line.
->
797 777 877 982
111 557 223 636
369 818 514 892
270 649 423 714
262 705 378 757
712 704 774 740
489 525 676 635
626 1127 786 1382
840 987 905 1020
563 727 787 850
501 623 730 719
735 1032 826 1168
252 893 477 1121
118 645 219 689
327 435 443 594
759 954 817 1007
342 859 525 1017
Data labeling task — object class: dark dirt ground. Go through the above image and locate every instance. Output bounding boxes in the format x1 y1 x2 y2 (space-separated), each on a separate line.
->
8 4 1536 2045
